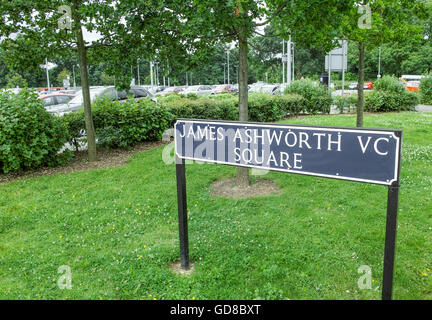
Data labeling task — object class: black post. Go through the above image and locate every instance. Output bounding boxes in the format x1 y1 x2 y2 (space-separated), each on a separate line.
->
382 182 400 300
176 157 190 269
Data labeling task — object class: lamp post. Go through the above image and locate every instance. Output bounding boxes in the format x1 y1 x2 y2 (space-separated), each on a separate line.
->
287 35 292 85
378 47 382 78
150 61 154 89
45 58 51 92
72 64 77 88
226 50 230 84
137 58 141 86
282 39 285 84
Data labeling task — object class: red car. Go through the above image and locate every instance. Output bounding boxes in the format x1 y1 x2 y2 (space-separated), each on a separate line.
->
39 93 76 108
156 86 187 96
364 82 374 90
213 84 232 94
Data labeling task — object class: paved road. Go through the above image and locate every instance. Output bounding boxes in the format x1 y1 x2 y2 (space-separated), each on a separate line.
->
416 105 432 112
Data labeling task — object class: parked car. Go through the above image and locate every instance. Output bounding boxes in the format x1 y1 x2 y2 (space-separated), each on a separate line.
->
231 84 239 94
260 84 281 95
148 86 168 94
212 84 232 94
364 82 374 90
156 86 186 96
1 88 23 95
39 93 76 108
180 85 214 96
348 82 374 90
46 86 155 116
406 81 420 92
249 83 280 95
248 82 266 93
348 82 358 90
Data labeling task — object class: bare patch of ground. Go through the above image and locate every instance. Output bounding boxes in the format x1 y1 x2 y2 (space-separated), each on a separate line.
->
169 262 195 276
210 178 282 199
0 141 167 185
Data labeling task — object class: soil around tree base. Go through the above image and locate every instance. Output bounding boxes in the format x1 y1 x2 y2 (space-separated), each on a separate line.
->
210 178 282 199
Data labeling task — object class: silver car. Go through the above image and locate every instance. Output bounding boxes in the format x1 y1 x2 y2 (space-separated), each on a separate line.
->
46 86 155 116
180 85 214 96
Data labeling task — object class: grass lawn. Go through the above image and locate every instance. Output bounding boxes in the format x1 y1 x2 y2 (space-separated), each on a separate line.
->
0 112 431 300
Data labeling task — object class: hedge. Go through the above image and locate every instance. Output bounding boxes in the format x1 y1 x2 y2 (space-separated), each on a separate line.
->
420 76 432 105
61 97 173 150
161 93 306 124
284 80 332 114
0 89 70 173
364 76 419 112
364 91 418 112
61 93 326 150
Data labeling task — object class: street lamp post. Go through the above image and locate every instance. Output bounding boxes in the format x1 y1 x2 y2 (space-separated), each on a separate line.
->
137 58 141 86
378 47 382 78
226 50 230 84
282 39 285 84
72 65 76 88
287 35 292 85
45 58 51 92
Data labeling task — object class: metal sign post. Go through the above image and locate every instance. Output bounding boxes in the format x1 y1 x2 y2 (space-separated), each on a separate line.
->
174 119 402 300
176 156 190 270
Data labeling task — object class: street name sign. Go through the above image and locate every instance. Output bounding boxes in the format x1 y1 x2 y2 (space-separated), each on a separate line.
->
174 119 402 300
175 119 401 186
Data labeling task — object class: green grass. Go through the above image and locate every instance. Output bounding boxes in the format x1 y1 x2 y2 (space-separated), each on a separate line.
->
1 112 431 300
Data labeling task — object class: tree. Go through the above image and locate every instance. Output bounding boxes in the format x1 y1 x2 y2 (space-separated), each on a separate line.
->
340 0 427 127
56 68 72 86
5 72 28 89
100 71 115 86
177 0 354 187
0 1 191 162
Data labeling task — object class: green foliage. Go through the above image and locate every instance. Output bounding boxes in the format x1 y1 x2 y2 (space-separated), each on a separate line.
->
284 80 332 114
5 72 27 89
364 91 418 112
162 93 307 123
333 95 358 113
62 98 173 150
248 93 305 121
161 96 238 122
100 71 115 86
420 75 432 105
0 89 70 173
56 68 71 86
365 75 419 112
374 76 405 94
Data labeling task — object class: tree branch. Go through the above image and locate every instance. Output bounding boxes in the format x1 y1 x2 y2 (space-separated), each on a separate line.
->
255 0 291 27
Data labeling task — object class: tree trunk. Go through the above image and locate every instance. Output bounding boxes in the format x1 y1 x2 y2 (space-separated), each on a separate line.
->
236 34 250 187
357 42 366 128
73 1 97 162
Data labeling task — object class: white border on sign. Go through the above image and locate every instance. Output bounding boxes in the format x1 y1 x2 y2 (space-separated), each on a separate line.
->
174 120 401 186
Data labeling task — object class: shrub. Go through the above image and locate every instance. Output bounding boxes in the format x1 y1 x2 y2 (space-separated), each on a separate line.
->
0 89 71 173
420 75 432 105
374 75 405 93
163 96 237 122
284 80 332 114
365 91 418 112
364 75 419 112
333 95 358 113
248 93 285 122
62 97 173 149
162 93 305 123
269 94 304 117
